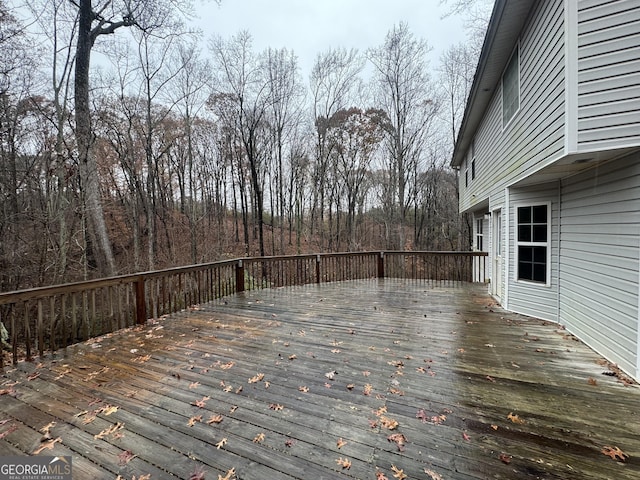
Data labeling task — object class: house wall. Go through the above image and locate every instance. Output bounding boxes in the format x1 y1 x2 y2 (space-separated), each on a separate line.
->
559 151 640 378
459 0 566 214
506 183 560 322
577 1 640 150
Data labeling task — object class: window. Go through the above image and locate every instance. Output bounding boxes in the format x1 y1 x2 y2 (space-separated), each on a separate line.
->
517 205 548 283
471 140 476 180
476 218 484 251
502 44 520 127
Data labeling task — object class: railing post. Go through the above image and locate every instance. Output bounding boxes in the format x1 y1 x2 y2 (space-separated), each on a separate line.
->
377 252 385 279
135 275 147 325
236 259 245 293
316 255 321 284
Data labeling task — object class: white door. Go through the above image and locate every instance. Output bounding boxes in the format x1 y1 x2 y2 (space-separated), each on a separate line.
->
493 209 503 300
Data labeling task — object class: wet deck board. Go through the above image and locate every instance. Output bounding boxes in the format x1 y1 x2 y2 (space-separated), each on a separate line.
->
1 279 639 479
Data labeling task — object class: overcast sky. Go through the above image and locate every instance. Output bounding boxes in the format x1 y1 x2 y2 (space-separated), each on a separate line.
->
192 0 468 78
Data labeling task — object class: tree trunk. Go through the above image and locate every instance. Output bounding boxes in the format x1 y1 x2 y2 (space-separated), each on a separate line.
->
75 0 116 276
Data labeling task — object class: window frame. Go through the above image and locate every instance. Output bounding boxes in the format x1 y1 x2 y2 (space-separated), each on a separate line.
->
476 217 484 251
502 43 520 129
515 202 551 286
471 139 476 180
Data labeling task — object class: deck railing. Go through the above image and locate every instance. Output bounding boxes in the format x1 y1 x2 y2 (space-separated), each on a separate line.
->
0 251 487 367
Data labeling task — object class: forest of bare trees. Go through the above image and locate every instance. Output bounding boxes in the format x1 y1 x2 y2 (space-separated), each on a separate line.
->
0 0 487 292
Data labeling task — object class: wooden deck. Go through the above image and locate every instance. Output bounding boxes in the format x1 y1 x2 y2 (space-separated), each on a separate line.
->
1 279 639 479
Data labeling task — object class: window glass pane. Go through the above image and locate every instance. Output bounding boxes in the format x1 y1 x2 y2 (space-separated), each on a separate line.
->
502 47 519 126
532 225 547 242
519 261 532 280
519 246 532 262
517 206 531 224
533 264 546 282
532 205 547 223
533 246 546 263
518 225 531 242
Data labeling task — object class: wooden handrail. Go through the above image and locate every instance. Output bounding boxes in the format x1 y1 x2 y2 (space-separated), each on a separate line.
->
0 251 487 367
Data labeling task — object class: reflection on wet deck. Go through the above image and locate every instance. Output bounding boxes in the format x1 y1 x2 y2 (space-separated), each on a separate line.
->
1 279 639 479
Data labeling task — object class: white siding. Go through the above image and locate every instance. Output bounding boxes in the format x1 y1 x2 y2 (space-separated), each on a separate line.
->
559 152 640 378
460 0 565 214
577 0 640 149
507 184 560 321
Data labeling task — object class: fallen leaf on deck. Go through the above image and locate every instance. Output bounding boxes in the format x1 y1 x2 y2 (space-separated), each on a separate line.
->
216 438 227 449
229 405 238 413
337 437 347 449
298 386 309 393
374 406 387 416
189 382 201 389
269 403 284 411
248 373 265 384
118 450 137 465
98 405 118 416
375 469 389 480
220 361 235 370
507 412 525 424
499 453 512 464
39 422 56 435
0 424 18 440
217 467 236 480
587 377 597 386
82 414 97 425
206 414 223 424
187 415 202 427
388 433 407 451
132 354 151 363
192 396 210 408
336 457 351 469
94 422 124 440
462 432 471 441
216 437 227 450
285 438 295 447
391 465 407 479
189 465 206 480
380 416 399 430
325 370 336 380
491 424 499 430
601 445 628 462
363 384 373 395
424 469 443 480
486 375 496 382
33 437 61 454
253 433 265 443
416 409 428 423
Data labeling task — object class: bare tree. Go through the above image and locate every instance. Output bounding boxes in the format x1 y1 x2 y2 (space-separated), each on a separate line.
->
326 107 387 250
210 31 270 257
71 0 191 276
262 47 304 253
367 22 437 248
309 48 364 249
